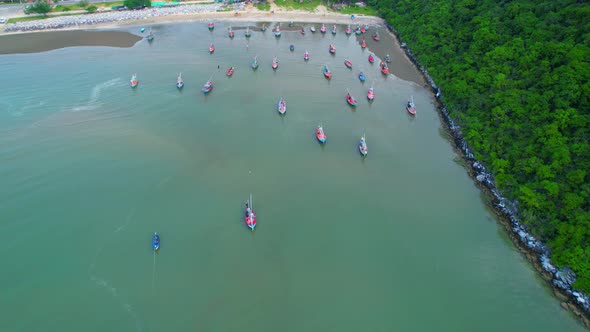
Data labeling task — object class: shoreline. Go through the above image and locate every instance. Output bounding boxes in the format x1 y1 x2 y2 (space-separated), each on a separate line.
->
0 4 382 35
384 24 590 329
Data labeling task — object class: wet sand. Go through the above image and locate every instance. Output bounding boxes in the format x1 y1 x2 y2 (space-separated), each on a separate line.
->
356 27 424 86
0 30 141 55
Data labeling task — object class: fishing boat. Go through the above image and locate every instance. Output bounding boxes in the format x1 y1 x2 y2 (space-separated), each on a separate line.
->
130 73 138 88
140 27 145 33
331 24 337 35
244 195 256 231
345 25 352 35
209 43 215 53
329 44 336 54
367 85 375 101
320 23 326 33
316 125 326 143
368 53 375 63
359 134 368 156
152 232 160 251
227 66 235 77
360 25 366 34
277 97 287 115
346 89 357 107
406 96 417 115
251 56 259 70
358 71 366 82
360 37 366 48
385 54 391 63
245 27 251 38
290 44 295 52
208 21 214 30
274 24 281 37
202 79 214 94
323 64 332 79
373 31 380 41
380 61 389 75
228 26 235 38
355 26 361 35
300 28 305 35
146 30 154 42
176 73 184 89
310 25 316 33
344 58 353 69
272 56 279 70
261 24 267 32
304 50 310 61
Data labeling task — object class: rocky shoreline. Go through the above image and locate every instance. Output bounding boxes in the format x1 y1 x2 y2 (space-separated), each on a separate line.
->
384 23 590 329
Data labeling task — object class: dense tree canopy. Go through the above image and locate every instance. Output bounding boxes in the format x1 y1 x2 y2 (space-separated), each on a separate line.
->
368 0 590 292
123 0 151 9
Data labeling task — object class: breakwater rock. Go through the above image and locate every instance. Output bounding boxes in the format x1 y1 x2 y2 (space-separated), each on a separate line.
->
384 23 590 326
4 4 221 32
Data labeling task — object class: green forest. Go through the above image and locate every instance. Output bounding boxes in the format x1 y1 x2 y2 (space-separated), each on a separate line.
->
366 0 590 292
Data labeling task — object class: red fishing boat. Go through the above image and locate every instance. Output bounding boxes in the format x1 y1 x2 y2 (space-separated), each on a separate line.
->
406 96 417 115
304 50 310 61
208 21 214 30
244 194 256 231
344 59 352 69
368 53 375 63
323 64 332 79
316 125 326 143
329 44 336 54
360 26 366 34
226 66 234 76
209 43 215 53
373 31 380 41
320 23 326 33
380 61 389 75
367 85 375 101
345 25 352 35
346 89 357 107
228 26 234 38
360 37 366 48
301 28 305 35
202 79 214 94
272 56 279 70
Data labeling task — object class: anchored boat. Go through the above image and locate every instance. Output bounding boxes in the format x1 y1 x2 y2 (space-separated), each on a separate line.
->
208 21 214 30
277 97 287 115
130 73 138 88
202 78 214 94
368 53 375 63
272 56 279 70
358 134 368 156
329 44 336 54
152 232 160 251
358 71 366 82
209 43 215 53
323 64 332 79
367 85 375 101
373 31 380 41
226 66 235 77
380 61 389 75
228 26 234 38
244 195 256 231
406 96 417 115
176 73 184 89
245 26 251 38
310 25 316 33
251 56 259 70
346 89 358 107
304 50 310 61
345 25 352 35
344 58 353 69
320 23 326 33
316 125 326 143
361 37 366 48
274 24 281 37
332 24 337 35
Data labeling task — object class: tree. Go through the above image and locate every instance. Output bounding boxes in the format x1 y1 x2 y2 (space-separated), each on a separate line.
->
86 5 97 13
123 0 151 9
24 1 52 15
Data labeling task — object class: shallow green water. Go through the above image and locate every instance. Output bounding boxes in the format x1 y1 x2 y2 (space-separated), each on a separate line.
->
0 22 585 332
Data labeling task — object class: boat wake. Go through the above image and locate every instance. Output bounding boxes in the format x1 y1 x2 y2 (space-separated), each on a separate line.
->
70 77 121 112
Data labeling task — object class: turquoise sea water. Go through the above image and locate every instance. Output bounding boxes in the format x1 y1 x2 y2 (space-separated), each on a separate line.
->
0 22 586 331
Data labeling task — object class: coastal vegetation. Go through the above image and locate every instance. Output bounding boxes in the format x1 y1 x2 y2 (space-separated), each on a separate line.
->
123 0 151 9
24 1 51 15
367 0 590 292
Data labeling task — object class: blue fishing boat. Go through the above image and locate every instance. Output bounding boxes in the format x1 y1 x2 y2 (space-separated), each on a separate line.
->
146 30 154 42
140 27 145 33
290 44 295 52
359 134 368 156
358 71 366 82
202 78 214 94
152 232 160 251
